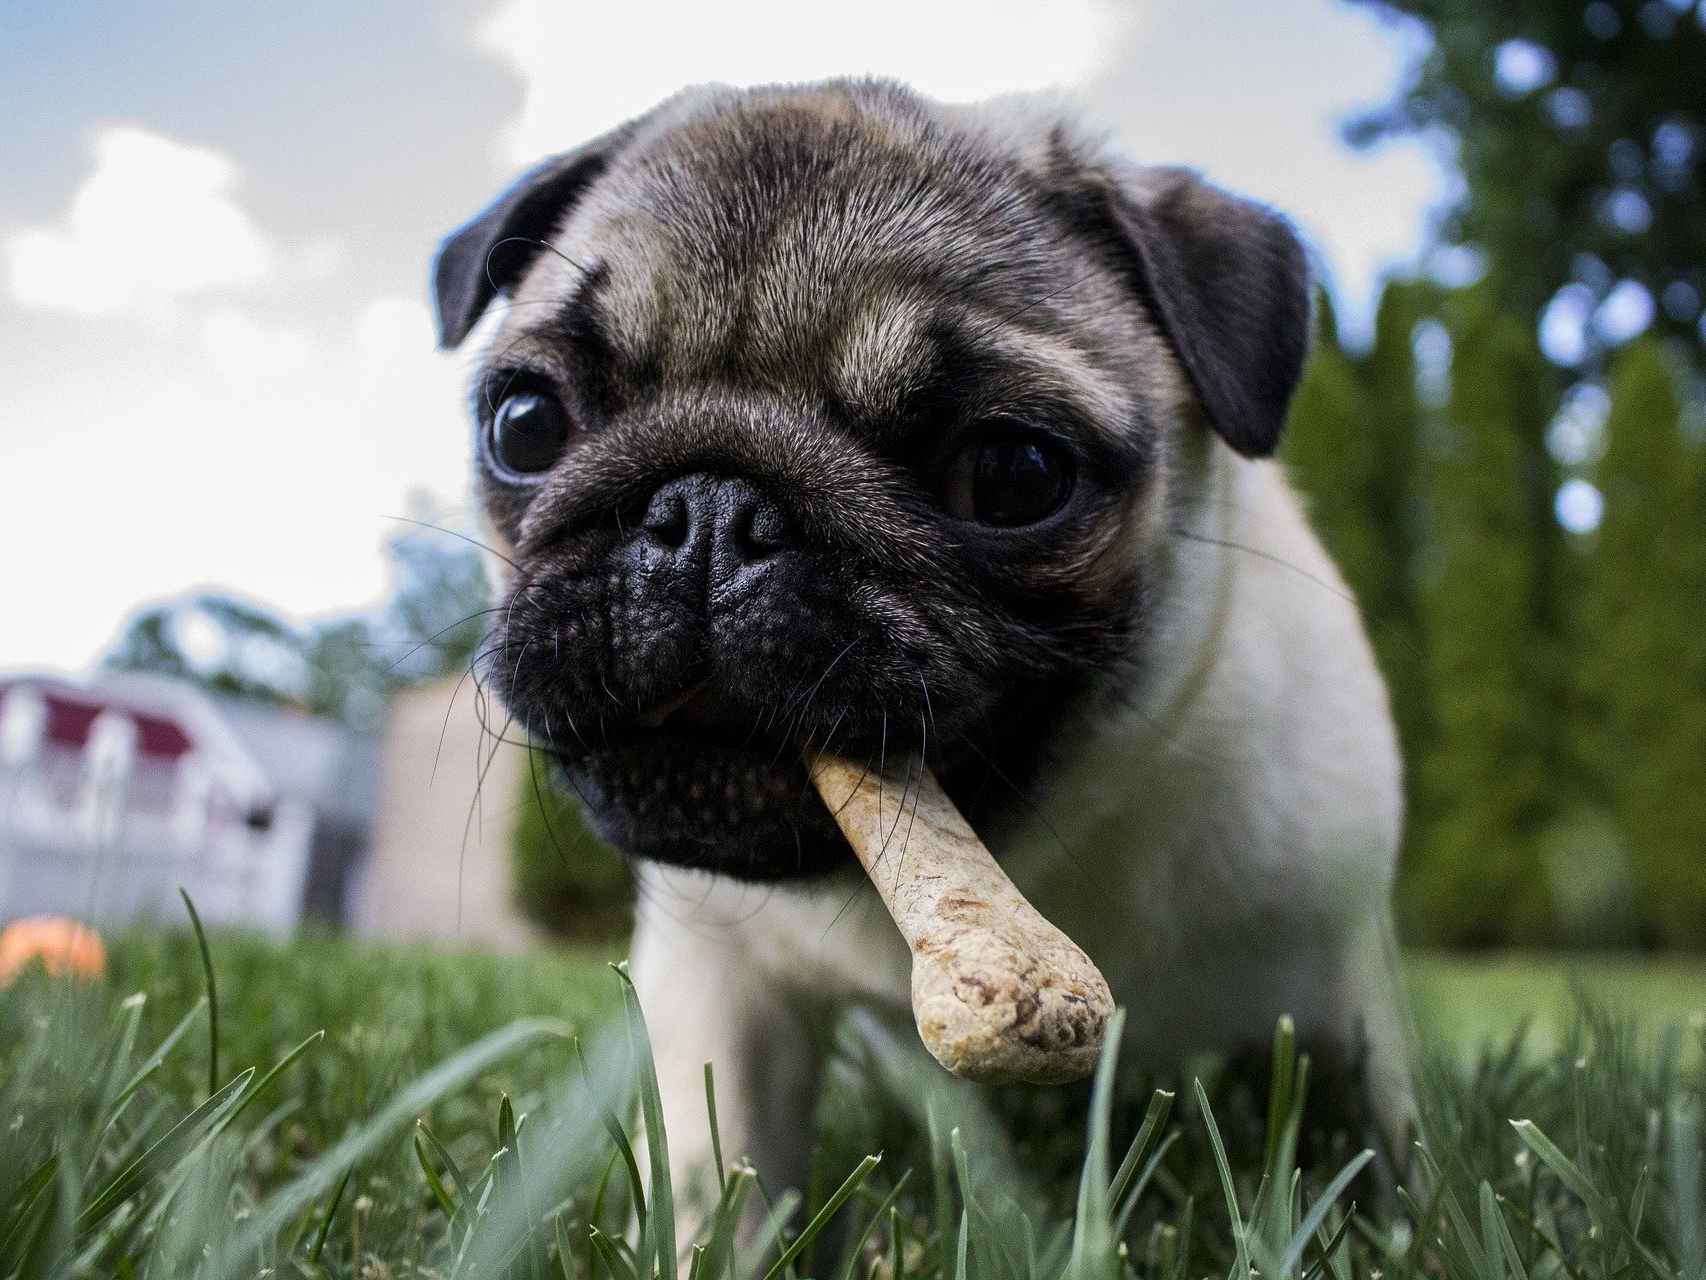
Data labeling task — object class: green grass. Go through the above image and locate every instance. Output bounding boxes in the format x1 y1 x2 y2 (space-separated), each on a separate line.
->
1409 951 1706 1059
2 926 1703 1278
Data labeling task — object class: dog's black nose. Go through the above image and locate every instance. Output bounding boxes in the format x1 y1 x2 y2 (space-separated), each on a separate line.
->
637 473 788 586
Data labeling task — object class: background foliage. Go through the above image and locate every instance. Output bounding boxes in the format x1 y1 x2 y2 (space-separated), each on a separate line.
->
103 501 491 732
1286 296 1703 946
510 765 636 943
1277 0 1705 946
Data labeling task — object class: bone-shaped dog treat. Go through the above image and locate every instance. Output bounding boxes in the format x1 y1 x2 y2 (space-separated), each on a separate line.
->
808 754 1114 1085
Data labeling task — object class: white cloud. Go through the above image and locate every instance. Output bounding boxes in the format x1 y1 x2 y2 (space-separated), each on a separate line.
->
1086 0 1448 347
350 297 476 497
477 0 1111 164
6 127 276 318
298 236 349 285
201 307 312 381
0 295 474 671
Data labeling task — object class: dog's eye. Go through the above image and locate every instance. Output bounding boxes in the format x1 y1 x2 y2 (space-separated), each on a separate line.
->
488 392 571 479
943 435 1074 527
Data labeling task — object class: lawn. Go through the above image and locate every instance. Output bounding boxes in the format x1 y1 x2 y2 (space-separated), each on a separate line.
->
1409 951 1706 1058
2 927 1703 1278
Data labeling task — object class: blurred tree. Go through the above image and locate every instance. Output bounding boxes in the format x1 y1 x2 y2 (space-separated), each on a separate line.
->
102 502 491 731
1408 294 1560 944
1285 296 1385 610
103 607 195 684
1339 0 1706 946
1354 281 1435 758
378 509 491 685
1347 0 1706 366
107 593 305 709
1577 340 1706 944
1287 283 1444 920
302 617 388 730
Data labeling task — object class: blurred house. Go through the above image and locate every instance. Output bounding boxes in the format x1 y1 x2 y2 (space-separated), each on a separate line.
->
0 671 378 931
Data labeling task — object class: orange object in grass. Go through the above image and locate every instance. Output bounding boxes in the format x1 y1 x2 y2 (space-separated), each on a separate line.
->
0 915 107 984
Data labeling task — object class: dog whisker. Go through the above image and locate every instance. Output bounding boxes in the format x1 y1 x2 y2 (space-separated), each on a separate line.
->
382 513 518 571
1169 525 1357 605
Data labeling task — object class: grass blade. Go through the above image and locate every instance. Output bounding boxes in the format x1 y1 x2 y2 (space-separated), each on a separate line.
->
76 1066 254 1234
835 1170 913 1280
589 1225 640 1280
1278 1150 1373 1274
308 1163 354 1265
1067 1007 1127 1280
1510 1120 1611 1228
416 1131 460 1222
0 1154 59 1264
1491 1201 1531 1280
1115 1131 1182 1236
1195 1076 1251 1280
1262 1016 1297 1176
700 1163 757 1280
417 1117 475 1217
91 992 147 1120
555 1215 577 1280
214 1028 325 1139
1110 1089 1175 1208
215 1015 570 1273
761 1154 881 1280
705 1060 727 1194
928 1103 955 1280
612 964 675 1279
106 995 207 1118
178 886 220 1098
580 1038 647 1238
1303 1206 1356 1280
1168 1197 1194 1280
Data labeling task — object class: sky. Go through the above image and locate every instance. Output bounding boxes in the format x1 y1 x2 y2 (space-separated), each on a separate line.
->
0 0 1448 673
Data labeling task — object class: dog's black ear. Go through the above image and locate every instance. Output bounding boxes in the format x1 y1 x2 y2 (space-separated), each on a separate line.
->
432 129 631 349
1104 167 1312 457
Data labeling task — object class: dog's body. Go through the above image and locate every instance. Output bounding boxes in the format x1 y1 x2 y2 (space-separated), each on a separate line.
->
630 443 1406 1187
432 79 1406 1192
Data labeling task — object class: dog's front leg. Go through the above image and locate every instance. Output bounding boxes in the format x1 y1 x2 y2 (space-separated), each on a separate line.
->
628 906 823 1213
1327 914 1416 1171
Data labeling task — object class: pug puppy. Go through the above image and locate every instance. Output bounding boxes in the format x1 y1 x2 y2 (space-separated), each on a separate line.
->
432 79 1407 1192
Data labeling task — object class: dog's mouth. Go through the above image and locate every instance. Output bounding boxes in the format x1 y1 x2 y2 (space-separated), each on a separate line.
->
543 685 867 880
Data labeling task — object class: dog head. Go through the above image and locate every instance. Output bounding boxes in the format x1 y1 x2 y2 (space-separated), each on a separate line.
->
432 79 1310 880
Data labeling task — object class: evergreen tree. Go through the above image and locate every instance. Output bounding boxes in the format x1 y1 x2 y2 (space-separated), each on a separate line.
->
100 506 492 731
1409 294 1559 944
1355 280 1436 775
1286 282 1440 926
1347 0 1706 362
106 594 304 708
1284 300 1384 605
1579 341 1706 944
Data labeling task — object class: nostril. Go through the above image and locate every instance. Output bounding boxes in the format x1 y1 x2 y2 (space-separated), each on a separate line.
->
643 491 689 550
737 500 788 560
